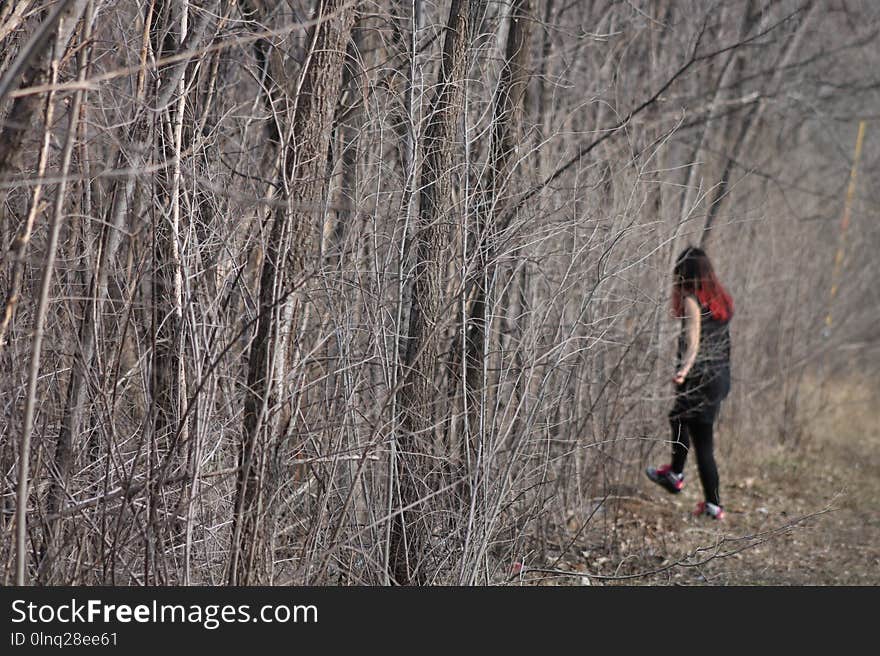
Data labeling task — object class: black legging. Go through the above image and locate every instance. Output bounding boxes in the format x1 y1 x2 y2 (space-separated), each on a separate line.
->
669 416 720 506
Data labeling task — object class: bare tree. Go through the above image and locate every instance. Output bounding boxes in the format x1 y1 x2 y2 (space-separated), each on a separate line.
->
229 0 358 586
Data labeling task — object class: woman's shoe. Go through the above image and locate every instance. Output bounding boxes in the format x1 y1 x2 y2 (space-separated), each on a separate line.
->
646 464 684 494
694 501 725 520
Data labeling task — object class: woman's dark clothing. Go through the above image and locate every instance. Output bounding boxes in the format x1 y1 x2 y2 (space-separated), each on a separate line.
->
669 295 731 505
671 298 731 424
670 417 720 506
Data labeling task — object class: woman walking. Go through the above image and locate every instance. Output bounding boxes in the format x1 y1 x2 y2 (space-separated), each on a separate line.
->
646 246 734 519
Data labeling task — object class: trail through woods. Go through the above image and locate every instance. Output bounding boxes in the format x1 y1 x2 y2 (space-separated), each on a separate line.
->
513 378 880 586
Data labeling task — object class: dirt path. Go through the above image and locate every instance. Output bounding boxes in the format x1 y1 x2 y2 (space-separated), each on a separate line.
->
518 380 880 585
619 380 880 585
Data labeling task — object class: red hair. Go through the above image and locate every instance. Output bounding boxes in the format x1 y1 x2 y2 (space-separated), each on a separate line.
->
671 246 734 322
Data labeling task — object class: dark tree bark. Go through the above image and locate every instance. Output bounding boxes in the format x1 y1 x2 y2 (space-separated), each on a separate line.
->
229 0 358 586
464 0 533 447
0 0 88 231
390 0 487 586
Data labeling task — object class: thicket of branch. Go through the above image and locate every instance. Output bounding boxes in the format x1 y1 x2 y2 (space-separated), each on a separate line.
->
1 0 878 585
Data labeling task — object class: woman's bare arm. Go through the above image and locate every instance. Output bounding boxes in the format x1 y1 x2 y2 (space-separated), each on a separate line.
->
674 295 701 384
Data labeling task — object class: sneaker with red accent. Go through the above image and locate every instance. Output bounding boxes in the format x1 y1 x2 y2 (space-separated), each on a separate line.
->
694 501 725 520
645 464 684 494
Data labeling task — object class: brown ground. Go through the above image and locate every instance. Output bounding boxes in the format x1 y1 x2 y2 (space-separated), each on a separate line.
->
515 378 880 586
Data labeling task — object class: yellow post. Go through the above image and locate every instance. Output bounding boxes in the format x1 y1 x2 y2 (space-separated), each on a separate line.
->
824 120 866 331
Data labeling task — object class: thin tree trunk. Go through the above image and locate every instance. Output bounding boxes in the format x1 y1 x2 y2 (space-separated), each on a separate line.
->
11 52 59 588
16 6 90 582
460 0 532 585
37 0 153 583
391 0 486 586
143 0 192 587
229 0 357 586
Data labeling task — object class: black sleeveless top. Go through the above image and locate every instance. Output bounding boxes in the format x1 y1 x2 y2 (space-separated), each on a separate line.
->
677 296 731 379
673 296 731 421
